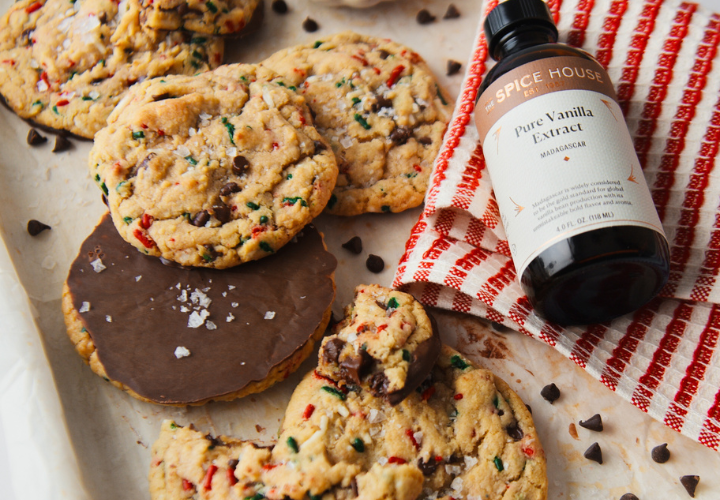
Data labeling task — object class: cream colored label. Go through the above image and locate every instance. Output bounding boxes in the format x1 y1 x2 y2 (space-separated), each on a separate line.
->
477 80 665 278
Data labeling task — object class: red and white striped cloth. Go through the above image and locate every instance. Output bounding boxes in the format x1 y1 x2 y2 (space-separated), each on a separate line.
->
393 0 720 451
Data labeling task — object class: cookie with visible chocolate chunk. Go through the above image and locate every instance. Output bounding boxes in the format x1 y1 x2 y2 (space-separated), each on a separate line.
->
139 0 262 36
90 63 337 268
262 31 454 216
0 0 223 139
62 213 337 405
318 284 441 405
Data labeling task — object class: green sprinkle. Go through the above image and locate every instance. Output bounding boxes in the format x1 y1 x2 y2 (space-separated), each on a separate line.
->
99 59 105 66
327 194 337 209
321 386 346 400
191 37 207 44
259 241 273 253
240 75 248 82
52 105 59 115
436 83 448 105
450 355 469 370
246 201 260 210
313 41 323 48
449 408 459 418
494 456 504 472
206 0 218 12
169 422 178 429
80 327 87 333
182 212 191 220
288 86 296 91
387 297 399 309
259 215 268 224
308 494 321 500
201 253 213 262
122 216 133 225
286 173 293 180
351 438 365 452
94 174 101 182
352 97 361 105
282 196 307 207
221 117 235 144
349 81 355 89
405 172 417 178
246 125 253 130
244 494 264 500
190 60 200 69
32 100 43 108
287 436 299 453
381 205 390 212
277 81 285 87
192 50 203 60
335 77 345 88
185 155 198 166
132 131 144 140
69 71 77 80
354 113 371 130
402 349 410 362
81 96 92 101
100 182 108 196
493 395 499 408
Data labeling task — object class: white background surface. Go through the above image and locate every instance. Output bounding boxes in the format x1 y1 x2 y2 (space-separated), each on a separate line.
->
1 0 720 499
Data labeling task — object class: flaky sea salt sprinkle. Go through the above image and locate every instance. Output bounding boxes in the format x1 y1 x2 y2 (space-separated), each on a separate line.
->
264 311 276 320
90 258 106 273
174 346 191 359
79 301 90 313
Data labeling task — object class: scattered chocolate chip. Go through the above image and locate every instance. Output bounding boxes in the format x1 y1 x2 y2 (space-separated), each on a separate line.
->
366 254 384 273
375 95 393 110
52 135 71 153
271 0 288 13
390 126 411 145
375 300 388 310
313 140 326 151
418 456 438 476
377 49 390 59
27 219 51 236
342 236 363 254
227 458 239 469
212 203 231 223
27 128 47 146
205 434 223 448
339 350 373 384
219 182 241 197
447 453 463 464
680 475 699 497
302 17 319 32
447 60 462 76
418 136 432 145
177 2 189 15
191 210 210 227
651 443 670 463
506 424 524 441
490 321 509 333
619 494 639 500
579 414 603 432
540 383 560 403
583 442 603 464
322 337 346 365
416 8 436 24
444 3 461 19
232 155 250 175
369 372 389 396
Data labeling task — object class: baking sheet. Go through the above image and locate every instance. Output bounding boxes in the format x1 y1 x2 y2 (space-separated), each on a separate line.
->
0 0 718 498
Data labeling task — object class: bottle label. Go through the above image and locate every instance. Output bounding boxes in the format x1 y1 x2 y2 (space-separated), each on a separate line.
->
475 55 665 278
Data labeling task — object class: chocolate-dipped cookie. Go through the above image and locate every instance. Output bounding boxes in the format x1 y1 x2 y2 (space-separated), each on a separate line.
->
318 284 441 405
62 213 336 405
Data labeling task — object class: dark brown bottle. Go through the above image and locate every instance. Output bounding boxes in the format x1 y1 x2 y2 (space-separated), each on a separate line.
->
475 0 669 326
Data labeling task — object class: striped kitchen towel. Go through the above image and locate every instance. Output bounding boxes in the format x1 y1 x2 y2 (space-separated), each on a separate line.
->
393 0 720 450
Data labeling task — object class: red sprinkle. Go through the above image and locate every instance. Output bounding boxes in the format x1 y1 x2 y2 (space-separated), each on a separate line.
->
413 164 422 172
303 404 315 420
272 142 279 150
251 225 267 238
298 112 306 125
140 123 148 129
453 393 464 400
421 385 435 401
213 53 222 64
262 464 278 471
386 65 405 87
25 1 42 13
376 324 388 333
56 99 69 107
522 446 535 457
313 370 338 387
133 229 155 249
356 323 366 333
435 455 443 462
202 465 217 491
140 213 154 229
158 130 165 136
40 71 49 85
373 67 381 75
388 456 407 464
405 429 420 450
352 55 369 66
182 478 194 491
2 59 15 65
226 467 237 486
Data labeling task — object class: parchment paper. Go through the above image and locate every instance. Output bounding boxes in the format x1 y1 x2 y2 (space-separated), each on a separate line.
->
0 0 718 498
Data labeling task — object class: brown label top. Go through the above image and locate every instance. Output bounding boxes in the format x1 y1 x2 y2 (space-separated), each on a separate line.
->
475 55 618 141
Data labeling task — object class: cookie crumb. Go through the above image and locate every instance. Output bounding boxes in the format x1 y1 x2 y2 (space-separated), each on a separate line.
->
271 0 288 13
52 135 71 153
174 346 191 359
27 219 51 236
447 60 462 76
302 17 319 32
583 442 602 464
444 4 461 19
226 313 235 322
105 315 112 322
680 475 699 497
342 236 363 254
27 128 47 146
416 8 436 24
540 383 560 403
79 301 91 313
578 414 603 432
651 443 670 463
366 254 385 273
90 258 107 273
264 311 276 319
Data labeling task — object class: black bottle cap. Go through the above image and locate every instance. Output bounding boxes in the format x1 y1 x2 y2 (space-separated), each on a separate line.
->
484 0 558 59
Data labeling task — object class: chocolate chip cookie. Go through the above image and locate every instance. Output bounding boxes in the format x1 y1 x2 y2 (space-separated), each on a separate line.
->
318 284 441 405
262 31 453 216
139 0 261 36
90 63 338 268
0 0 223 139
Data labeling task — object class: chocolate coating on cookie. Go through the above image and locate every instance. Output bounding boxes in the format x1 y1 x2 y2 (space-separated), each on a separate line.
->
66 213 336 404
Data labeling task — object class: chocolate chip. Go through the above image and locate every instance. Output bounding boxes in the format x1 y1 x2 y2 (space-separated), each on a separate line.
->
219 182 241 197
579 414 603 432
377 49 390 60
417 456 438 476
583 442 602 464
205 434 223 448
447 453 463 464
232 155 250 175
540 383 560 403
302 17 319 32
366 254 384 273
619 495 639 500
339 350 373 384
53 135 71 153
368 372 389 396
191 210 210 227
342 236 363 254
322 337 346 365
97 11 107 23
497 409 504 416
506 423 524 441
271 0 288 13
416 8 436 24
177 2 188 15
212 204 231 223
27 219 51 236
20 28 34 46
525 404 532 414
313 140 326 152
447 60 462 76
27 128 47 146
91 78 104 85
203 244 218 261
390 126 411 145
375 300 387 310
680 475 699 497
443 4 460 19
651 443 670 464
102 194 109 207
227 458 239 469
375 95 393 110
418 136 432 145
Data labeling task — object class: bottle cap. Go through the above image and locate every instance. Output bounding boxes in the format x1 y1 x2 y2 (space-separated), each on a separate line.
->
484 0 558 59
